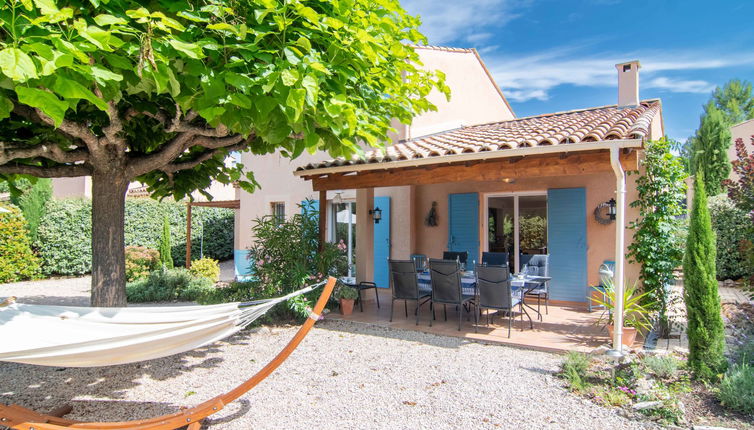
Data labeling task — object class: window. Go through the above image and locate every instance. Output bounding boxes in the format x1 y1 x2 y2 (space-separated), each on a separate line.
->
271 202 285 224
332 201 356 277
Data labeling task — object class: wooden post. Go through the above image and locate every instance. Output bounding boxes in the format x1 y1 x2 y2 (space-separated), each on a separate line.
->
186 203 192 269
318 190 327 251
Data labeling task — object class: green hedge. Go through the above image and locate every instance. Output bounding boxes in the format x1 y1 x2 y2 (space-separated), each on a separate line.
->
36 198 234 276
708 195 753 280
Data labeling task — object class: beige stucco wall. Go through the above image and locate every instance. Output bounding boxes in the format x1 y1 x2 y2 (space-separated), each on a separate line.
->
405 49 514 138
729 119 754 181
399 170 641 291
52 176 92 199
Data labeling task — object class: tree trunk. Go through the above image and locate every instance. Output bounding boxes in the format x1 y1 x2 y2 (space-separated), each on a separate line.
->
90 172 129 307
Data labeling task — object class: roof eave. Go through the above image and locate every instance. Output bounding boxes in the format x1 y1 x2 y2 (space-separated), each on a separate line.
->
295 139 644 177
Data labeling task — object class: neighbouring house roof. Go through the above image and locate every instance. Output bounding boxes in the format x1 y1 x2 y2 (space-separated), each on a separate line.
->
296 99 661 173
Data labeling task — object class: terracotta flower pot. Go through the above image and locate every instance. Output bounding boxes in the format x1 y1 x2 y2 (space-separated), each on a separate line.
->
340 298 355 316
607 325 638 347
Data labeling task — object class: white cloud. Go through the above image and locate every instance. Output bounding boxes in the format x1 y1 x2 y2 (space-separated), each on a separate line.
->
401 0 525 45
480 47 754 102
645 77 716 94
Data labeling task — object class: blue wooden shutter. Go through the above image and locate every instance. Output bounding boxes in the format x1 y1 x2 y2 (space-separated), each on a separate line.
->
373 196 391 288
448 193 479 265
547 188 587 302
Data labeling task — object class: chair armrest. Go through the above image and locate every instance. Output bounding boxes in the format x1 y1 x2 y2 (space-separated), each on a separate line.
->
358 281 377 289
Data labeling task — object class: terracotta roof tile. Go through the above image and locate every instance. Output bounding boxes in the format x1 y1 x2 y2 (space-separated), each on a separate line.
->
298 100 661 172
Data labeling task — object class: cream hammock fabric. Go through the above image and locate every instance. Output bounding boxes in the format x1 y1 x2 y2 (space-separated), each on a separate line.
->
0 282 323 368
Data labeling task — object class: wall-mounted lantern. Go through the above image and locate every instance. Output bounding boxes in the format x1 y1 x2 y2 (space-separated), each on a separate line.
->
369 207 382 224
593 198 617 225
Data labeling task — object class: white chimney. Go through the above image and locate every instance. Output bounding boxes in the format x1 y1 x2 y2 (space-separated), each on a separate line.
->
615 60 640 107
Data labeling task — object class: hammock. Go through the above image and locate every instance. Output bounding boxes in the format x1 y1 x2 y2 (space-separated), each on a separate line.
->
0 277 336 430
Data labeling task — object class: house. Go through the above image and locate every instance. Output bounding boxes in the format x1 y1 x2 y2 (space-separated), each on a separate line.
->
729 118 754 181
233 46 516 280
290 58 664 312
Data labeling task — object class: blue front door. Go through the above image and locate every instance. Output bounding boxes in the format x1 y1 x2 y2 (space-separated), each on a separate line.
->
373 196 391 288
448 193 480 265
547 188 587 302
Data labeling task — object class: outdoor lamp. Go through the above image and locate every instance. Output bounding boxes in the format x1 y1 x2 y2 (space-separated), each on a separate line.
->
369 207 382 224
608 198 617 220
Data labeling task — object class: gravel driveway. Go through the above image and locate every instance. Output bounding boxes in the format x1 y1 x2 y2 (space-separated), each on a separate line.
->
1 279 653 429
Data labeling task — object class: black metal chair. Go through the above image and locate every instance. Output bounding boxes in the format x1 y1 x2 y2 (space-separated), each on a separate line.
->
389 259 430 325
442 251 468 266
523 254 549 316
474 264 522 337
350 281 380 312
428 259 474 331
482 252 509 267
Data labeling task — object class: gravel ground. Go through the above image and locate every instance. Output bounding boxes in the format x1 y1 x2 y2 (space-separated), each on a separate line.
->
0 276 91 306
1 278 653 429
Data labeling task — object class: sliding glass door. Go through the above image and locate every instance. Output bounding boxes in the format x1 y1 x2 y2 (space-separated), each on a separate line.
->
486 193 547 272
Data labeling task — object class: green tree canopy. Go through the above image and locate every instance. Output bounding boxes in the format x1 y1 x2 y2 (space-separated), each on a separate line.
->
0 0 447 305
711 79 754 125
690 102 731 195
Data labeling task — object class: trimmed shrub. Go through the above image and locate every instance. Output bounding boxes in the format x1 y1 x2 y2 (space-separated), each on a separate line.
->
126 268 215 303
683 175 727 381
717 363 754 414
36 198 234 276
0 204 41 283
709 195 753 280
189 257 220 282
125 246 159 282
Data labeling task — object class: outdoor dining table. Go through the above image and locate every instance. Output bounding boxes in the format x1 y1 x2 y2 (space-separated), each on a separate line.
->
416 271 551 322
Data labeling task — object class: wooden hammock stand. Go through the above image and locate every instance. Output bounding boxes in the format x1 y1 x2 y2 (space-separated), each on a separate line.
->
0 277 337 430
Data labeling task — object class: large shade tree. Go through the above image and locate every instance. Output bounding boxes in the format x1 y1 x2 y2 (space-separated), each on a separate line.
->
0 0 447 306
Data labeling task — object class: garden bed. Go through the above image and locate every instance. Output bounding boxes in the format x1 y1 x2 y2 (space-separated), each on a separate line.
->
559 351 753 428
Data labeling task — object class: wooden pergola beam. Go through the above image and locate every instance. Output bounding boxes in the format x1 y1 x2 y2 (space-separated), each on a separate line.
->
309 150 638 191
184 199 240 268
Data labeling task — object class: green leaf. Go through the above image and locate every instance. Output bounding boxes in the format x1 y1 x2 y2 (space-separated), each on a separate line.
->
301 74 318 106
168 40 204 59
94 14 128 26
286 88 305 121
295 37 311 52
0 95 13 120
297 6 319 24
15 87 68 127
229 93 252 109
281 69 299 86
225 72 254 92
0 48 38 82
207 23 239 35
51 76 109 112
177 11 209 22
91 65 123 82
32 0 58 14
126 8 150 19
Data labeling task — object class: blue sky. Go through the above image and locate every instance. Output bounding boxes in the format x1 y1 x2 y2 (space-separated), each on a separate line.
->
402 0 754 141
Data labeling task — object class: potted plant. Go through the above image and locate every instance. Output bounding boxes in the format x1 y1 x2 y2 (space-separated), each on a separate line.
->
335 284 359 316
592 279 654 347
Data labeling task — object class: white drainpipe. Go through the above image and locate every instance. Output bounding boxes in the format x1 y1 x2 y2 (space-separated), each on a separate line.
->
609 146 626 351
